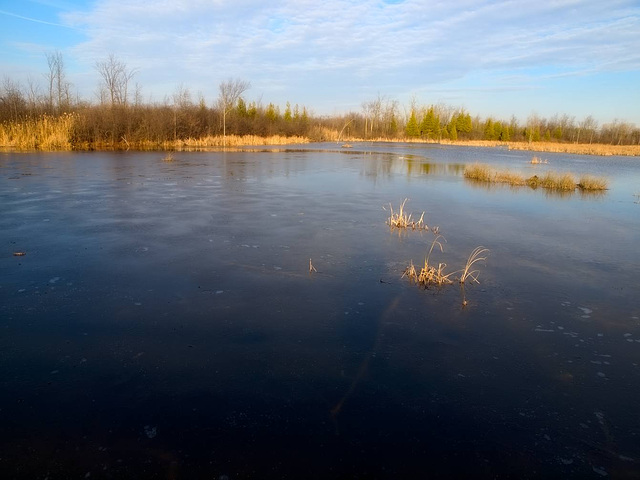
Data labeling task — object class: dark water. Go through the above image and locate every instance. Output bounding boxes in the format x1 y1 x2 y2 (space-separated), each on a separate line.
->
1 143 639 479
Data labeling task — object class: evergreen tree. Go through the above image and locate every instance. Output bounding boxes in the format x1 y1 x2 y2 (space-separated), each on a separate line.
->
236 97 247 117
405 110 420 137
284 101 292 122
484 119 495 140
448 122 458 140
420 107 440 139
553 126 562 140
456 111 472 136
247 101 257 118
266 103 278 122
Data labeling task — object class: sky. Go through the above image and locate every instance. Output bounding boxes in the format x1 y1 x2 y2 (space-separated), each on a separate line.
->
1 0 639 125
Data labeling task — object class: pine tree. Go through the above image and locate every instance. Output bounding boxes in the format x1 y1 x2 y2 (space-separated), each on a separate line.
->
284 101 292 122
236 97 247 117
449 122 458 140
405 110 420 137
420 107 439 139
484 119 495 140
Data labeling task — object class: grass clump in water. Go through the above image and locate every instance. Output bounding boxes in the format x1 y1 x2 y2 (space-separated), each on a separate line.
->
403 236 489 290
403 236 454 287
385 198 429 231
459 246 490 284
578 174 609 191
464 163 607 192
530 156 548 164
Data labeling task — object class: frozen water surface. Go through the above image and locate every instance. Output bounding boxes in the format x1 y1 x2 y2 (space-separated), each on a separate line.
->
1 143 639 478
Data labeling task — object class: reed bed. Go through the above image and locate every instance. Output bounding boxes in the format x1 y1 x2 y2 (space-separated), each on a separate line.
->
438 140 640 157
506 141 640 157
464 163 608 191
177 134 309 148
0 113 76 150
577 174 609 191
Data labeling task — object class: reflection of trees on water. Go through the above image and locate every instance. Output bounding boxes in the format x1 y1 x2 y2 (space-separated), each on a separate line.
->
359 152 465 181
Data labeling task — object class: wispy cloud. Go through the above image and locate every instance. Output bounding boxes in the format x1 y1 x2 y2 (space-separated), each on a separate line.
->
27 0 640 120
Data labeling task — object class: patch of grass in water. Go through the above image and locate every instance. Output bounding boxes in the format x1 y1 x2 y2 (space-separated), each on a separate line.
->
578 174 609 191
464 163 607 192
385 198 430 231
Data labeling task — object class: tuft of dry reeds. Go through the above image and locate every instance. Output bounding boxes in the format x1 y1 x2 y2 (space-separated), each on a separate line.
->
402 237 489 289
464 163 607 192
530 156 548 164
385 198 429 231
393 211 490 306
402 236 454 287
458 246 490 284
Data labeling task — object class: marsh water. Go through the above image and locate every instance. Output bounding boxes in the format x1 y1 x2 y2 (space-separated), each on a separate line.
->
1 143 639 478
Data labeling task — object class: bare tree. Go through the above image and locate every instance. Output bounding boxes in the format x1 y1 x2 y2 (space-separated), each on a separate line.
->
95 54 137 107
0 76 26 121
578 115 598 144
45 51 71 111
218 78 250 145
526 113 542 142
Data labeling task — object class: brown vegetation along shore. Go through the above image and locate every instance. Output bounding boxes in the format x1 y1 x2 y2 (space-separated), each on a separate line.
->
335 137 640 156
438 139 640 156
0 113 638 155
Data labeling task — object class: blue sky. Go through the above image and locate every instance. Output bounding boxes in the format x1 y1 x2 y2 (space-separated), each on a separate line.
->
1 0 639 125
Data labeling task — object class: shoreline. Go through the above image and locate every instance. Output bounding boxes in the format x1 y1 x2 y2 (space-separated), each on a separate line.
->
1 136 639 156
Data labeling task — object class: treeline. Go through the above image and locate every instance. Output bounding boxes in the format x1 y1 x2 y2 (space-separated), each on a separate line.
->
1 53 638 148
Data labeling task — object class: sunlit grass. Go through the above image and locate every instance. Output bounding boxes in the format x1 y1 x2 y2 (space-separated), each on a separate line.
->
530 155 548 164
464 163 607 192
0 113 76 150
402 236 453 287
176 134 308 147
385 198 428 231
458 246 490 284
578 174 609 191
403 237 489 290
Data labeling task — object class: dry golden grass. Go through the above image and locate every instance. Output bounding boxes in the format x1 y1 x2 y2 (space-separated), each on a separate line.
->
530 155 548 164
458 247 489 284
403 237 489 289
577 174 609 191
0 113 76 150
176 134 309 148
506 141 640 157
385 198 428 231
464 163 608 191
439 140 640 156
402 236 454 287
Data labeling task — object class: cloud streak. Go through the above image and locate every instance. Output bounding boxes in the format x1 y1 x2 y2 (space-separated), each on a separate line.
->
0 8 74 28
10 0 640 121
